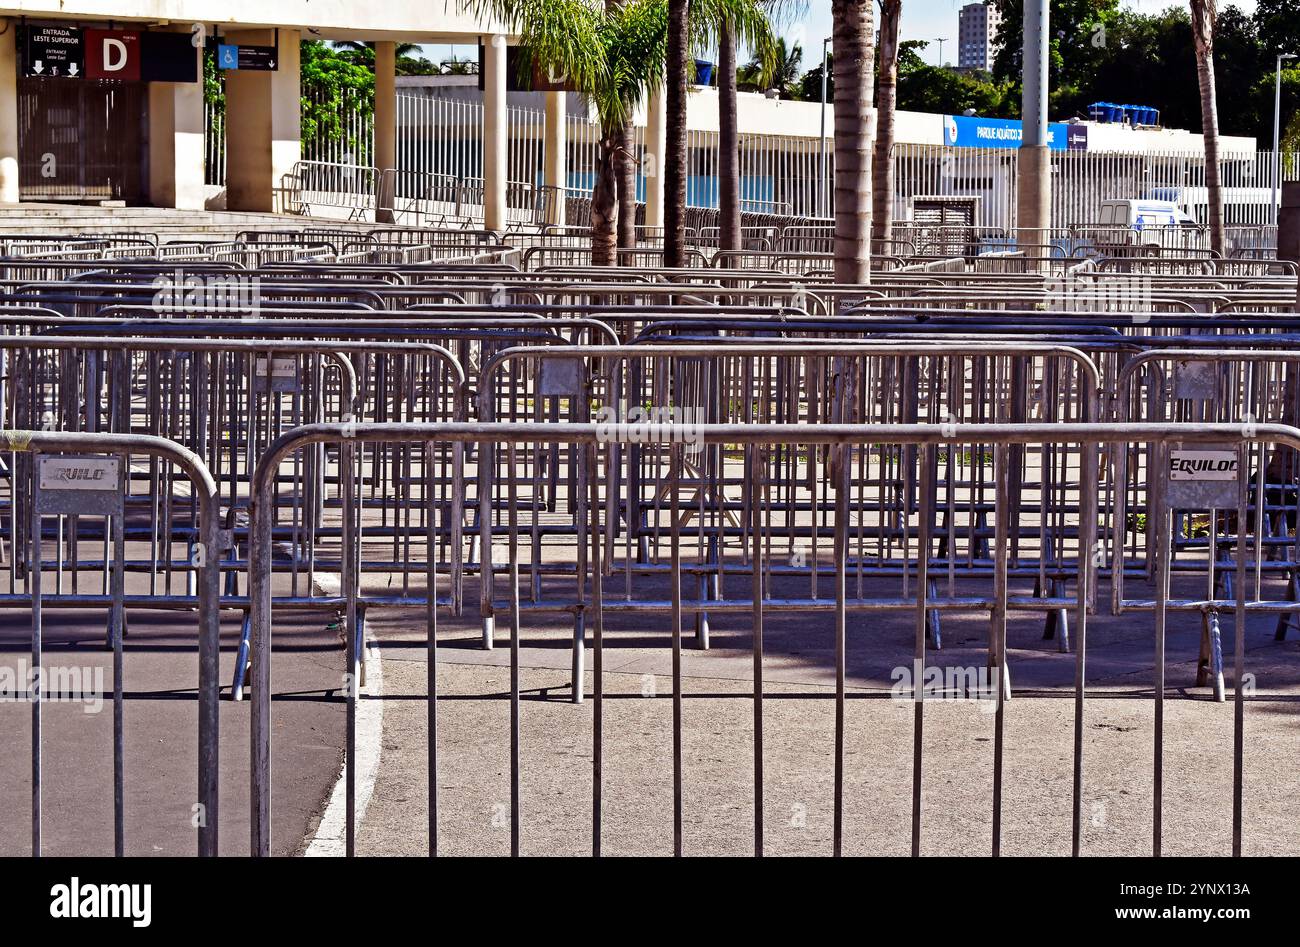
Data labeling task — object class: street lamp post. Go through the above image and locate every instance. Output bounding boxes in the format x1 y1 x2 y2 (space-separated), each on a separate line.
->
1273 53 1297 226
934 37 949 67
819 36 830 219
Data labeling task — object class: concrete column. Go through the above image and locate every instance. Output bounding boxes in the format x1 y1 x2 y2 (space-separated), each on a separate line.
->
0 22 19 203
483 34 508 231
148 37 206 210
374 41 397 223
225 29 302 213
1016 0 1051 249
644 84 668 230
543 91 567 226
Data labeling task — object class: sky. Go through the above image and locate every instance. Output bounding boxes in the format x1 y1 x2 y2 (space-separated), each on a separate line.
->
422 0 1261 72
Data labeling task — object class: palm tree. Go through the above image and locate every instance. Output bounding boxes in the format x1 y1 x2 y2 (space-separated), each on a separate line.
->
610 0 640 251
1190 0 1225 256
664 0 690 267
872 0 902 248
658 0 777 260
718 22 742 250
833 0 874 283
470 0 667 265
712 2 782 252
332 41 423 58
741 37 802 96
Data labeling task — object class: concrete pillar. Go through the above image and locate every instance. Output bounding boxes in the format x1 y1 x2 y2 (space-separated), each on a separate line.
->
644 84 668 230
1016 0 1051 249
543 91 567 226
0 22 19 203
483 34 507 232
147 37 206 210
1280 181 1300 265
374 41 397 223
225 29 301 213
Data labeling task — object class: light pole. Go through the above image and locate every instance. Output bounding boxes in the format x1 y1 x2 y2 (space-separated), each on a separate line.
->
1273 53 1297 226
933 37 949 67
819 36 830 218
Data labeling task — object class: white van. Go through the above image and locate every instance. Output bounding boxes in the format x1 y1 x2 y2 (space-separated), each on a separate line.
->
1097 199 1199 231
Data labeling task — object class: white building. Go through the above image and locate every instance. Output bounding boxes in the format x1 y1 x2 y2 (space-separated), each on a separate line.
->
958 2 1001 72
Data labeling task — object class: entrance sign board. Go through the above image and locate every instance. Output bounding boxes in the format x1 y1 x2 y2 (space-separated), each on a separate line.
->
22 25 84 78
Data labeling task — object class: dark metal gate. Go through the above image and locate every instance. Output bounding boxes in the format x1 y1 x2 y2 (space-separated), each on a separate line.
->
18 78 145 202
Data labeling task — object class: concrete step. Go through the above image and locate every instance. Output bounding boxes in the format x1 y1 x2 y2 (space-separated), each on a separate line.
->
0 204 416 242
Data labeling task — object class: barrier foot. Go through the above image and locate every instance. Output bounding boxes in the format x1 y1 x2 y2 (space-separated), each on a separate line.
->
926 578 942 650
232 613 252 702
1199 612 1226 702
356 607 368 690
1274 572 1299 641
481 615 495 651
571 612 585 705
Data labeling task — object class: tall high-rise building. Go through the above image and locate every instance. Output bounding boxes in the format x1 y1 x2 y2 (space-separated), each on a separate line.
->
957 2 1002 71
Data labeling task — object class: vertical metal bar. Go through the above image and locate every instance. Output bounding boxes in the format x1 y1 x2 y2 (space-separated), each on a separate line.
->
833 444 848 856
670 441 683 857
1153 441 1170 857
342 440 357 857
30 460 42 858
426 441 439 857
1231 441 1250 855
750 444 764 857
1072 439 1099 856
112 462 126 856
912 442 934 856
991 442 1010 857
508 441 521 857
587 439 604 856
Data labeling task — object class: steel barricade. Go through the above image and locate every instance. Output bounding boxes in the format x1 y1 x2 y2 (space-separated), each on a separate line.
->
0 429 221 857
246 420 1300 858
1112 350 1300 699
473 343 1102 670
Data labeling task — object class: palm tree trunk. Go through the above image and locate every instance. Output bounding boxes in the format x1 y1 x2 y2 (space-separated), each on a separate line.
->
617 119 638 252
1190 0 1225 256
718 21 742 252
592 130 620 266
833 0 875 284
664 0 690 267
871 0 902 249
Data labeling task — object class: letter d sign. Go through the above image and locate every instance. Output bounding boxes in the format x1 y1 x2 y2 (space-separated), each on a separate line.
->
85 29 141 80
103 39 128 72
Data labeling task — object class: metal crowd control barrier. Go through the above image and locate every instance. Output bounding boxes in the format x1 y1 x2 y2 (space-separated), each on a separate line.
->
475 342 1102 674
247 420 1300 858
0 429 221 857
1112 350 1300 697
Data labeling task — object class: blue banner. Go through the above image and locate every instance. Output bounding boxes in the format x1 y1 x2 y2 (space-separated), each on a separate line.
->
943 115 1084 151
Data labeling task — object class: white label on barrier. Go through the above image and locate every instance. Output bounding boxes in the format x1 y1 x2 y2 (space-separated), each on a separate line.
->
254 356 297 377
39 456 119 491
1168 450 1239 481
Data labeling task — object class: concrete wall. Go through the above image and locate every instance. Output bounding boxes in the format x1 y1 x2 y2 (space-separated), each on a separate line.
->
0 2 505 40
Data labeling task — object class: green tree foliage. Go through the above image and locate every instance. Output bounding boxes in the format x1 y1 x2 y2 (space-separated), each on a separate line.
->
300 41 375 159
987 0 1297 141
895 40 1016 116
